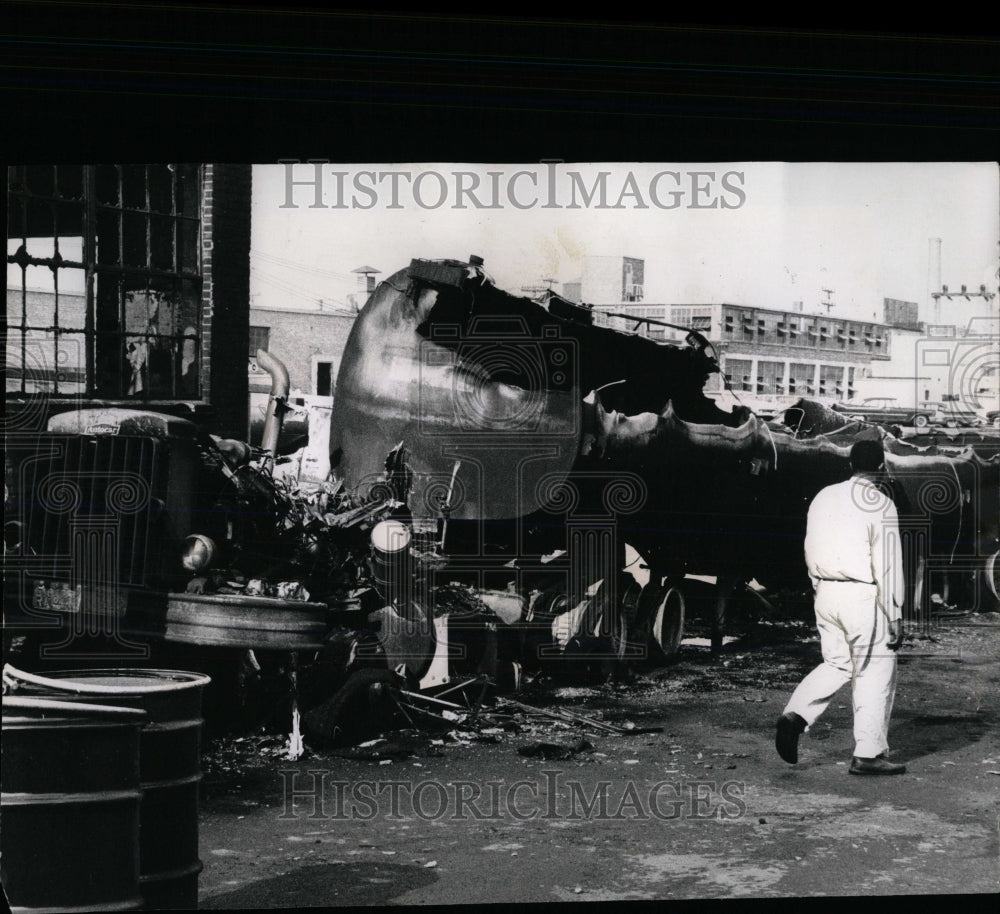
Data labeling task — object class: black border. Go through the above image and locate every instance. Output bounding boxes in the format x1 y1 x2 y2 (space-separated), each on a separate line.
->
4 6 999 164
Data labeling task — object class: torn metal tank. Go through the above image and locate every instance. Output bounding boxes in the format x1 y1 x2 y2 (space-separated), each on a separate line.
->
328 256 999 636
328 256 732 523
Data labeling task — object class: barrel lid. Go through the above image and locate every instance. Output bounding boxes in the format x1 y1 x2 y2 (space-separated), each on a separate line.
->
3 665 211 695
371 519 412 553
2 695 148 722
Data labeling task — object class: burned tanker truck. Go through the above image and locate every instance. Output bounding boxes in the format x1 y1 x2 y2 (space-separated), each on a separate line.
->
5 255 998 745
328 255 1000 672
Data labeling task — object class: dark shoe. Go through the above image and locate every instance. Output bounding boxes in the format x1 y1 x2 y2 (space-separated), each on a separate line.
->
849 753 906 775
775 712 807 764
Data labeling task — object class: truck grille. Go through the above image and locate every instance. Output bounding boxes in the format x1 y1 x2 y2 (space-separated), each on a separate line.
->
10 434 169 589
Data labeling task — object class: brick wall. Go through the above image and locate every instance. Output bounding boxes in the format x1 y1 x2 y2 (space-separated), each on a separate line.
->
249 308 357 394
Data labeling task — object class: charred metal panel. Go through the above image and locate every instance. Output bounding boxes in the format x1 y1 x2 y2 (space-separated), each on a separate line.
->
329 257 731 523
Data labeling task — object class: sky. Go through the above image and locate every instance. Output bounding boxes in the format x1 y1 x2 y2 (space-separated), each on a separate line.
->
249 162 999 323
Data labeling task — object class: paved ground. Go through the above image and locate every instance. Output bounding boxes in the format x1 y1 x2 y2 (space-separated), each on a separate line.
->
197 612 1000 906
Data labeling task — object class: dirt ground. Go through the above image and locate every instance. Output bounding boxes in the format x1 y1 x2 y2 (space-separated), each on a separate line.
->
196 610 1000 906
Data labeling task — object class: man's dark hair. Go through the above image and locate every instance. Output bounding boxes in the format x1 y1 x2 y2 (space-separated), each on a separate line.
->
850 439 885 473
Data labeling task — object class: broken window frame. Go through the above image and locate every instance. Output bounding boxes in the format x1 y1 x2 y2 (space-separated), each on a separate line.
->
7 164 203 401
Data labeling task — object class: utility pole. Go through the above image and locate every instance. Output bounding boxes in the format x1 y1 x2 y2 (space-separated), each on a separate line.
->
930 284 996 327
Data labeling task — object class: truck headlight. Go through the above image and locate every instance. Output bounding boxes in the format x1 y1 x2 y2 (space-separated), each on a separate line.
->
182 534 216 572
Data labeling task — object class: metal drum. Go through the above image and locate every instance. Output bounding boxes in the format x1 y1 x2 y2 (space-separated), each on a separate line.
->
7 668 211 910
1 695 146 913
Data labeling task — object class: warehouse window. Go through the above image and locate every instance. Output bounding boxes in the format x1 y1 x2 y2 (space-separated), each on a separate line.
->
819 364 842 397
725 358 751 392
789 362 813 396
249 325 270 355
7 164 202 399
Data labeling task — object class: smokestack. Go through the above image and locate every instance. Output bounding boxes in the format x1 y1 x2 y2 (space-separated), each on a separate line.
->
928 237 942 324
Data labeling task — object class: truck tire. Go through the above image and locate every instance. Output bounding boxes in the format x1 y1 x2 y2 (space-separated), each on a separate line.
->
648 585 686 661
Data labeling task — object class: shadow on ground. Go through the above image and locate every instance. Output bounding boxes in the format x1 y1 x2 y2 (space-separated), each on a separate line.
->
200 861 438 909
888 710 992 763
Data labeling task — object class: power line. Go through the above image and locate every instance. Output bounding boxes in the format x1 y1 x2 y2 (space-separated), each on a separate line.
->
251 268 327 306
251 248 361 283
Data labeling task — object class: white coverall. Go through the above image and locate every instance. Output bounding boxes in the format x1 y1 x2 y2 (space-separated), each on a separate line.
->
783 474 905 759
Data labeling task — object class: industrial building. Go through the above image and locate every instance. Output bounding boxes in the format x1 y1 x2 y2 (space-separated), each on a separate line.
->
562 255 893 412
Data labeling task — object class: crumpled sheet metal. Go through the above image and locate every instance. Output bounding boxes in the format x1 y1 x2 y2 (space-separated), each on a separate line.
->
328 258 730 522
583 391 1000 588
328 265 579 521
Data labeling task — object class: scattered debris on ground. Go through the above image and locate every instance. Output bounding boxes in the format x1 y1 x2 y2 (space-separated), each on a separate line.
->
201 609 1000 780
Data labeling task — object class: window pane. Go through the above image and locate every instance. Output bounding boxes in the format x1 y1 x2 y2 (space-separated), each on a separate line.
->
8 165 26 193
97 165 120 205
123 211 147 267
143 336 176 397
25 166 54 197
18 329 56 393
95 274 124 397
56 332 87 393
177 218 199 273
179 279 201 397
150 215 174 271
7 193 25 238
55 203 84 256
122 165 147 209
22 267 57 321
124 285 158 334
5 331 60 393
249 326 269 354
24 198 54 258
56 166 84 200
97 209 121 265
122 282 164 397
179 334 199 397
6 283 23 325
178 279 201 336
148 165 173 214
176 165 200 216
57 275 88 329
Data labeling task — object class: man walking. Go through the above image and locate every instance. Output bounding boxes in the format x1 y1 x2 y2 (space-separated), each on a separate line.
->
776 438 906 775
